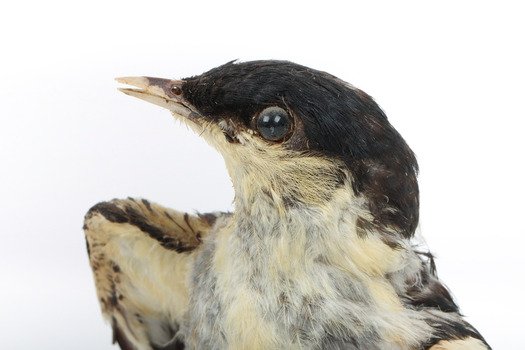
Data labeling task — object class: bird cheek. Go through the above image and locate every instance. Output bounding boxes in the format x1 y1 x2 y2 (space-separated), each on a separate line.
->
223 132 236 144
216 119 244 144
282 116 310 151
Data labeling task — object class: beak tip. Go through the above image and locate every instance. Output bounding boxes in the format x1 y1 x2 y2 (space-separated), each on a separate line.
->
115 76 150 87
114 76 192 118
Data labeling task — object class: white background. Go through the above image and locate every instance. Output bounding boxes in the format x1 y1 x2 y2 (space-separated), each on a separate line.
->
1 1 523 349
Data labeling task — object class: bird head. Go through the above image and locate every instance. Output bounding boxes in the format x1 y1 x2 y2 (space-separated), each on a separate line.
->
117 60 419 239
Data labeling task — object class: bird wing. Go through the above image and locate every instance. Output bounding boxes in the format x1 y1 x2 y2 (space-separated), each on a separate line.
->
84 197 227 350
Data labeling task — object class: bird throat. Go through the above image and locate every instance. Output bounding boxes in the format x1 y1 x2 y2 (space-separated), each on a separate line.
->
204 182 430 349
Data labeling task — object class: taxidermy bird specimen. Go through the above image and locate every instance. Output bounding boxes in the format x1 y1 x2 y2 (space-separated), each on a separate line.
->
84 60 490 350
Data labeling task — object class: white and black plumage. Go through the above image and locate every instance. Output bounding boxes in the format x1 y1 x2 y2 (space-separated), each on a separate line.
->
84 60 491 350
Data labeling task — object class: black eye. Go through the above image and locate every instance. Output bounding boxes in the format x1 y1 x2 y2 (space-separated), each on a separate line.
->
256 107 292 141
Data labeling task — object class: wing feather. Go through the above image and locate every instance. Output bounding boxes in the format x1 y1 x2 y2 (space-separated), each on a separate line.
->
84 197 227 350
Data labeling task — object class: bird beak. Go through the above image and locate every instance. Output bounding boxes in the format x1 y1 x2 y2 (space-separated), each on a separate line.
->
116 77 202 123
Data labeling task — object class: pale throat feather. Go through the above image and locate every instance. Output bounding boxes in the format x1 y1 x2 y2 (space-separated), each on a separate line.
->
207 150 432 349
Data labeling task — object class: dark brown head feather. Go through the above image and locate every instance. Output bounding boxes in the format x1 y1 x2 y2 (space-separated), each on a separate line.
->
182 60 419 237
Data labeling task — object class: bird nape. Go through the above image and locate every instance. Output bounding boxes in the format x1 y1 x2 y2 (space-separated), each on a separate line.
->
84 60 490 350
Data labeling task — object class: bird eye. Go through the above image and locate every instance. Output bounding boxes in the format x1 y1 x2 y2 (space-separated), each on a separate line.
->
256 107 292 141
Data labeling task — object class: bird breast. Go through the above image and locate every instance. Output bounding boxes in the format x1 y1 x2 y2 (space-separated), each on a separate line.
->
184 188 432 349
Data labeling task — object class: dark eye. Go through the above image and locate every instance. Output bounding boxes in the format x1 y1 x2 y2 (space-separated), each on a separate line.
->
256 107 292 141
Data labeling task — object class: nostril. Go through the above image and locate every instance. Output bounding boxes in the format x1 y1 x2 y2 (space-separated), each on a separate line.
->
170 85 182 96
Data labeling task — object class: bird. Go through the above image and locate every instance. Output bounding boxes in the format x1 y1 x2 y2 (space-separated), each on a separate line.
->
84 60 491 350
